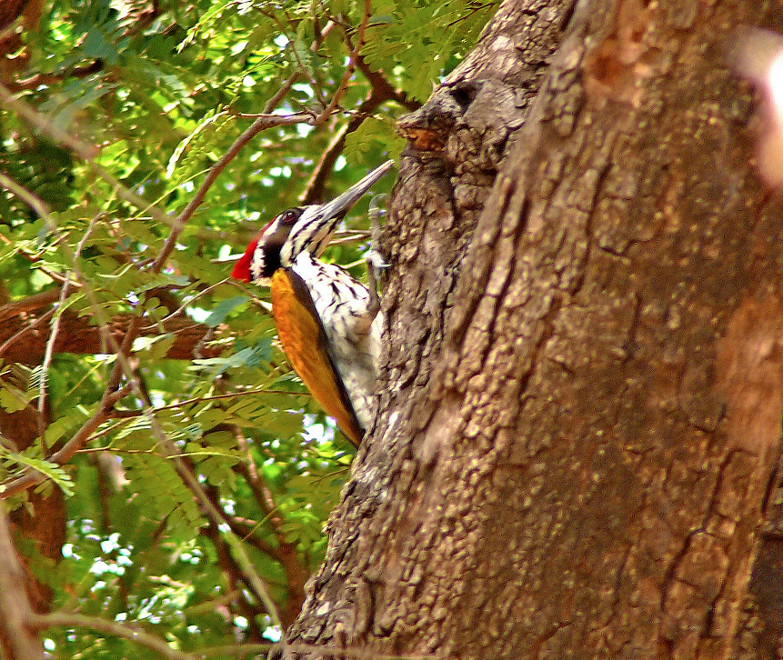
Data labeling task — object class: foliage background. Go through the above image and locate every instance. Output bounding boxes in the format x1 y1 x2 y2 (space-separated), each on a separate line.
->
0 0 496 656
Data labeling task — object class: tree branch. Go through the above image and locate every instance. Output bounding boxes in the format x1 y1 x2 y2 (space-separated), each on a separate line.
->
0 288 63 324
29 612 191 660
37 214 100 441
352 51 420 113
154 111 313 271
0 84 171 226
300 32 418 204
6 60 104 92
0 309 230 363
199 521 266 642
0 506 44 659
0 385 129 499
311 0 372 127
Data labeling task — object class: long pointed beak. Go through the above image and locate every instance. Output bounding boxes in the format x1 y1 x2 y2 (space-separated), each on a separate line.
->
315 160 394 222
285 160 394 260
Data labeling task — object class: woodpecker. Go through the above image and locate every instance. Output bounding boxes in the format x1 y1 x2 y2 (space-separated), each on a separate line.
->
231 161 394 446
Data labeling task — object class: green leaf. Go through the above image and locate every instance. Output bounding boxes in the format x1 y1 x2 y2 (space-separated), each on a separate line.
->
131 334 176 359
82 28 119 64
203 295 250 327
0 450 74 497
0 0 499 652
0 388 29 413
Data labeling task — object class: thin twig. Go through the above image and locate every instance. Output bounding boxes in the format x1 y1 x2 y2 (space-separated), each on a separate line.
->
303 25 420 201
0 230 85 284
301 122 352 202
0 83 170 226
109 387 308 418
149 280 229 328
254 18 335 117
199 522 266 640
37 214 101 441
261 8 321 95
38 274 69 437
77 446 171 458
0 174 121 354
28 612 193 660
330 229 372 245
152 112 312 273
0 384 130 499
7 60 104 92
262 74 300 114
300 2 384 203
234 462 277 519
312 0 372 126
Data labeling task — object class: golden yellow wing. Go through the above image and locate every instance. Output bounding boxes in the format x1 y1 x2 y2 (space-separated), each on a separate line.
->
270 268 364 446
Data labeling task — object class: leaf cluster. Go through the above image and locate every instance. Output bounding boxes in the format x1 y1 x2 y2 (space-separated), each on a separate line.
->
0 0 496 655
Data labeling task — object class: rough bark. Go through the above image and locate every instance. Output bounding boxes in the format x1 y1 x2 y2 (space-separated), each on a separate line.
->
280 0 783 658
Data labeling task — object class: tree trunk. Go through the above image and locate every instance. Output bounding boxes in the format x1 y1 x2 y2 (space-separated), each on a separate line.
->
280 0 783 658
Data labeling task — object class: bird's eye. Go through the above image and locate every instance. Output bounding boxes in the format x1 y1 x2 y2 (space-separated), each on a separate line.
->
280 209 300 225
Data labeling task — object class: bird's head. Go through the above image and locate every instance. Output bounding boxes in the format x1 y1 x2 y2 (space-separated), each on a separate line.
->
232 160 394 285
